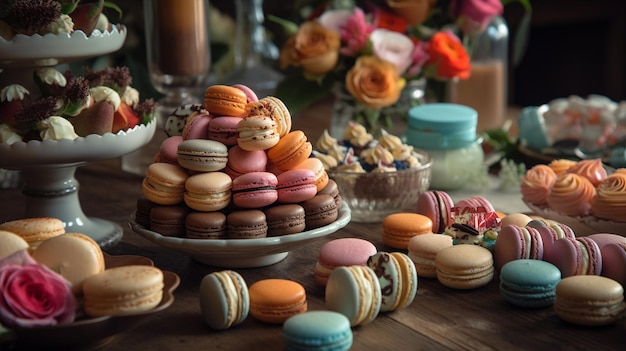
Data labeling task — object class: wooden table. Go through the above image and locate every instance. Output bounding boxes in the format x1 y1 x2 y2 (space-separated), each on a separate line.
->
1 100 624 350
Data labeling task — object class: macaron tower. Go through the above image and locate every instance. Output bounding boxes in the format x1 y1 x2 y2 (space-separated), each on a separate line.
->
139 84 339 239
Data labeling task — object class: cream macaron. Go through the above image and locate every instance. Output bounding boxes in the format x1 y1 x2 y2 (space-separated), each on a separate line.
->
199 270 249 330
32 233 105 295
0 217 65 250
0 230 29 259
82 265 164 317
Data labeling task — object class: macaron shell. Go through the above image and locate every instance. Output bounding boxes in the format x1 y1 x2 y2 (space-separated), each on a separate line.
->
208 116 243 146
158 136 183 165
494 224 543 271
416 191 453 234
407 233 453 278
184 172 232 211
181 113 212 140
142 163 189 205
314 237 377 285
499 259 561 308
325 266 381 327
204 85 248 116
546 237 602 277
82 265 164 317
0 230 29 259
237 116 280 151
226 209 268 239
554 275 626 326
0 217 65 248
225 145 268 179
249 279 307 324
587 233 626 249
32 233 105 295
382 213 433 250
390 252 418 310
177 139 228 172
295 157 329 192
276 168 317 203
282 311 352 351
435 245 494 289
600 242 626 286
367 252 401 312
199 270 249 330
301 194 338 230
231 171 278 208
149 205 191 237
186 211 227 239
232 84 258 103
267 130 312 171
264 204 306 236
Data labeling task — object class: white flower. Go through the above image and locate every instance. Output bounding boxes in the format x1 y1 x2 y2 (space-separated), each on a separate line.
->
37 116 79 141
1 85 29 102
370 29 414 74
46 14 74 34
36 68 67 87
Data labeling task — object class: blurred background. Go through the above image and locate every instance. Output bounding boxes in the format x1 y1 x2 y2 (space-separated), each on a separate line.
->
90 0 625 108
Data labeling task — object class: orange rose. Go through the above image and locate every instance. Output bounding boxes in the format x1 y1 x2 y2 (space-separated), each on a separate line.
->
424 31 471 79
279 21 340 76
345 56 406 109
385 0 437 26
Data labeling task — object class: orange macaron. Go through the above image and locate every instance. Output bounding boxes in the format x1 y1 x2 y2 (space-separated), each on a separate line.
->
382 213 433 249
267 130 312 171
248 278 307 324
203 85 248 117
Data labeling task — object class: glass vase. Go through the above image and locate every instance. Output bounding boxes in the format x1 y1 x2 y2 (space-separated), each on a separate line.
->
330 78 426 139
448 16 509 132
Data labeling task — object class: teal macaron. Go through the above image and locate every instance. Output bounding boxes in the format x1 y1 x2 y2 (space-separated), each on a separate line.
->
499 259 561 308
283 310 352 351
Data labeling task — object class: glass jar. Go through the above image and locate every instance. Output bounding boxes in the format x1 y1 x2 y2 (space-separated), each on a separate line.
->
448 16 509 132
404 103 484 190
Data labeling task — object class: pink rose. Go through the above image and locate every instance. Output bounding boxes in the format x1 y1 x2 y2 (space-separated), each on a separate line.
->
406 40 430 77
320 8 374 57
370 29 415 74
450 0 503 35
0 250 76 328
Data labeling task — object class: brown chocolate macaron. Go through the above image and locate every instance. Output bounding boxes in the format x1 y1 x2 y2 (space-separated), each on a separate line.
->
318 179 342 209
301 194 338 230
226 209 268 239
264 204 306 236
150 205 191 237
186 211 227 239
135 197 158 229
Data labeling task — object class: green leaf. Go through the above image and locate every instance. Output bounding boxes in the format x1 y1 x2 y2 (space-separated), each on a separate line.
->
274 74 334 113
512 11 532 67
103 1 123 22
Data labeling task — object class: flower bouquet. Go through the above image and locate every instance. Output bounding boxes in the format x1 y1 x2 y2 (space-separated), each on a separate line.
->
272 0 526 135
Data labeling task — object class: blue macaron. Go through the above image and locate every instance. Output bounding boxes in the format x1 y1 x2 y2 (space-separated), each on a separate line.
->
283 311 352 351
499 259 561 308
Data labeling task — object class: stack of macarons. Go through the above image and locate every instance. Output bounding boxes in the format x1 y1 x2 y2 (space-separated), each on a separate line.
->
140 84 341 240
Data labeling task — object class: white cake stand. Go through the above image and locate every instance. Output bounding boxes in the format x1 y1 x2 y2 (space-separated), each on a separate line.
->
0 25 157 249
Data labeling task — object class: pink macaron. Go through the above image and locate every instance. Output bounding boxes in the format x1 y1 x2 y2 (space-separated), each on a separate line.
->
208 116 243 147
314 238 377 286
587 233 626 250
416 190 454 234
232 84 259 103
224 145 268 179
182 112 212 140
528 221 575 254
493 224 544 271
276 168 318 203
454 195 495 213
600 242 626 286
157 136 183 165
545 237 602 277
231 171 278 208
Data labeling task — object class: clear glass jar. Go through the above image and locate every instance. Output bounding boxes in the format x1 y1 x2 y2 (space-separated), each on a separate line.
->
448 16 509 132
404 103 484 190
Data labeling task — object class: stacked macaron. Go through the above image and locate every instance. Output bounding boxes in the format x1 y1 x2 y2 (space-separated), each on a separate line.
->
0 223 169 327
140 84 340 239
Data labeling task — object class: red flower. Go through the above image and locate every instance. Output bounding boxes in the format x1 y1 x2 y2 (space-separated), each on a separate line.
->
424 31 471 79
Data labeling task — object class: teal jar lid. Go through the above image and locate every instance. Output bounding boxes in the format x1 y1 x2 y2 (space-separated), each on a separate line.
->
405 103 478 149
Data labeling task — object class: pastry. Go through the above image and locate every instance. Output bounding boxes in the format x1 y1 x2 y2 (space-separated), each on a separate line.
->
248 279 307 324
500 213 533 228
232 84 259 103
301 194 338 230
294 157 329 192
546 173 595 216
184 171 232 212
530 221 575 254
494 224 544 271
231 171 278 208
407 233 453 278
181 110 212 140
264 204 306 236
157 136 183 165
135 197 158 229
416 190 454 234
600 242 626 286
185 211 227 239
203 84 248 117
325 265 381 327
366 252 418 312
245 96 292 137
267 130 312 171
31 233 105 295
317 178 342 209
590 172 626 222
435 244 494 289
554 275 626 326
276 169 318 204
82 265 164 317
282 311 352 351
176 139 228 172
199 270 249 330
224 145 268 179
0 217 65 250
0 230 29 259
520 164 556 206
236 115 280 151
499 259 561 308
544 237 602 277
142 163 189 205
454 195 495 213
381 213 432 250
208 116 243 147
149 205 191 237
566 158 607 187
314 237 377 286
226 209 268 239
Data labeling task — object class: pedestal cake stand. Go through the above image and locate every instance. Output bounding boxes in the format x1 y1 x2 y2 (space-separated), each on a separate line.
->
0 25 156 249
